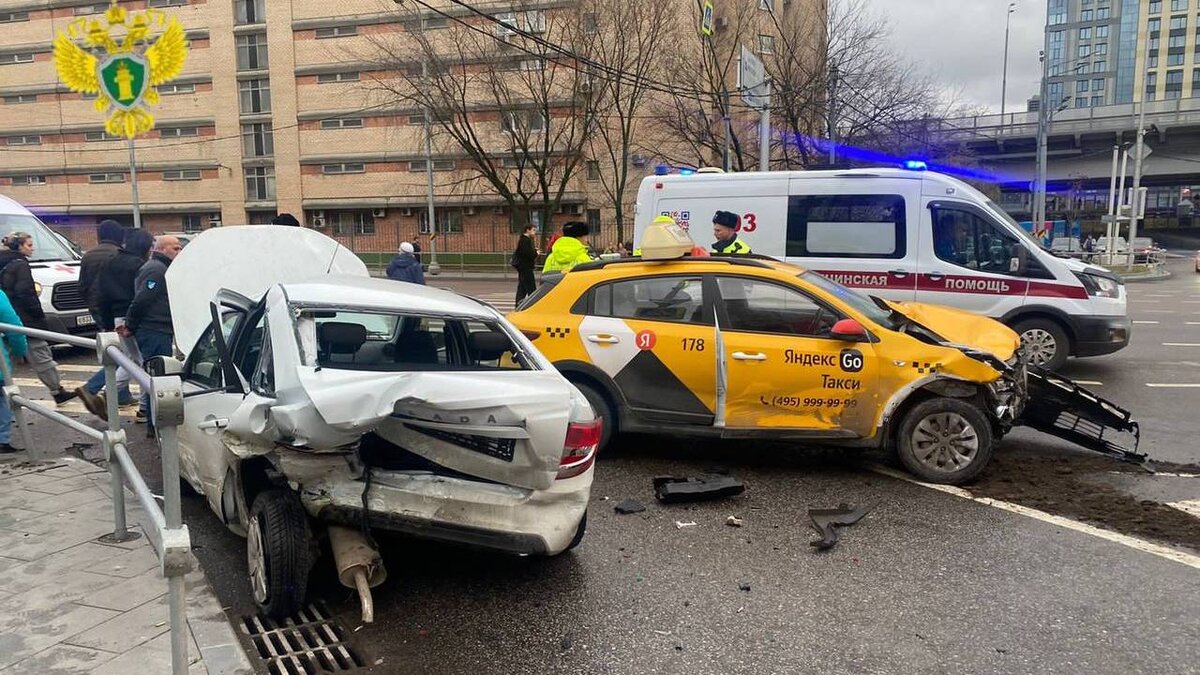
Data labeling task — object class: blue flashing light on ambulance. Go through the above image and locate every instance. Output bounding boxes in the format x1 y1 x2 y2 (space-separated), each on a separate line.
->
632 167 1130 371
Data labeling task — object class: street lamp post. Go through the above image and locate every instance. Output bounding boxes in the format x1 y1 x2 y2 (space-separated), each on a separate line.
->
1001 3 1016 128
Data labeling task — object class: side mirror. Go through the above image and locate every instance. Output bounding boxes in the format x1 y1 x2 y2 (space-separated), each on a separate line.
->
1010 243 1029 275
145 355 183 377
830 318 868 342
470 330 513 361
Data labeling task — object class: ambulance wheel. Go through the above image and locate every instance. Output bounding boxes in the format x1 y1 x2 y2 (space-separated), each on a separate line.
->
247 490 312 619
1013 318 1069 371
896 398 994 485
574 381 615 451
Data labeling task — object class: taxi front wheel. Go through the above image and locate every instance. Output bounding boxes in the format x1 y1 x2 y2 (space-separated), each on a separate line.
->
896 398 994 485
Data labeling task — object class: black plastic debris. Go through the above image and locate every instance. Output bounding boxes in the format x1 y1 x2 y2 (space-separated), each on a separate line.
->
653 475 745 504
808 503 870 551
614 498 646 514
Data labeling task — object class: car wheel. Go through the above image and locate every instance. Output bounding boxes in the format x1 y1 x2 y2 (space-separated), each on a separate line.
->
896 397 994 485
574 381 615 451
1013 318 1070 371
566 511 587 551
246 490 312 619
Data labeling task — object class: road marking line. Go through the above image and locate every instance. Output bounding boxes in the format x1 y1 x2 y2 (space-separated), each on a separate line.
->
869 464 1200 570
1110 471 1200 478
1132 320 1160 324
1168 500 1200 518
1131 300 1161 303
1184 301 1200 304
1187 322 1200 326
1146 383 1200 388
1163 343 1200 346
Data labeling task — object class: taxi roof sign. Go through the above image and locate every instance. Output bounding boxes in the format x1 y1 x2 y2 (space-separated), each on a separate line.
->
641 216 696 260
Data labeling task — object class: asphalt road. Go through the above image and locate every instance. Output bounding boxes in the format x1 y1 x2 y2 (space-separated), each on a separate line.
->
18 257 1199 674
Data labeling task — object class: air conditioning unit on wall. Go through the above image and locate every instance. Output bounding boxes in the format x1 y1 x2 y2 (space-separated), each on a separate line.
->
208 212 222 226
400 207 415 217
372 208 387 218
311 210 326 228
464 206 477 216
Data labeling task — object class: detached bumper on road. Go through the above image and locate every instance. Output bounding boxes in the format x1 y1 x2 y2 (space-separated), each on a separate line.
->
1071 314 1131 357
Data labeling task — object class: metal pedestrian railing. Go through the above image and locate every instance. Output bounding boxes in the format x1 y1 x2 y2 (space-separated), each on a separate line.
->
0 324 192 675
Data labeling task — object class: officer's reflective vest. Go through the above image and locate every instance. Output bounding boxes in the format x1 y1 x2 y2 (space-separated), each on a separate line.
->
713 237 752 255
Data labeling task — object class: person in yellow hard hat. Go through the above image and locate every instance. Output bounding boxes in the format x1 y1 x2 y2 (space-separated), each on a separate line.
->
711 210 752 254
542 221 594 274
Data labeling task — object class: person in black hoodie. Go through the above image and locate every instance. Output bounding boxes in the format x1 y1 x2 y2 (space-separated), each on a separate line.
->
126 235 181 429
78 220 131 407
512 224 538 305
0 232 75 404
76 229 155 419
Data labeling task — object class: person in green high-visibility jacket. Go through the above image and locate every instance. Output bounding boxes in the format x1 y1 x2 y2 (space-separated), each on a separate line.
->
542 221 594 274
711 210 752 254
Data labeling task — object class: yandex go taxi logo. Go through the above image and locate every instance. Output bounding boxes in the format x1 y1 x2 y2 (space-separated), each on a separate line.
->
839 348 864 373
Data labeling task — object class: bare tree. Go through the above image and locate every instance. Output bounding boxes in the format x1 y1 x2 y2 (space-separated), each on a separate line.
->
574 0 672 243
367 2 597 236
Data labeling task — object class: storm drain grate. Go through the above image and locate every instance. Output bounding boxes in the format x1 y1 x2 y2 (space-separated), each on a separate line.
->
241 602 366 674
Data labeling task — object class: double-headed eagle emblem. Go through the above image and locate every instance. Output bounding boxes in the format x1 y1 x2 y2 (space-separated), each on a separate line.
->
53 2 188 139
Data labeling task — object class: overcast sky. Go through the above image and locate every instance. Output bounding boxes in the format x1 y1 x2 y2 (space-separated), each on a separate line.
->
862 0 1046 114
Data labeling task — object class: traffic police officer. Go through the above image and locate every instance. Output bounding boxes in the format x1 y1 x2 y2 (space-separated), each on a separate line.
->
711 210 752 254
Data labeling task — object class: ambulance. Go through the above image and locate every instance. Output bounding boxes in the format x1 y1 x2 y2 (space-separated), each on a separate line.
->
632 167 1130 370
0 195 94 335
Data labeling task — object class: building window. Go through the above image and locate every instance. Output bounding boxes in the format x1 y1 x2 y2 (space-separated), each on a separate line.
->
583 12 598 34
1093 78 1106 90
0 11 30 22
247 211 276 225
1149 36 1161 50
1075 97 1089 108
317 72 359 83
1091 95 1104 106
245 166 275 200
1050 30 1064 44
236 33 268 71
320 118 363 129
1049 12 1066 25
239 79 271 114
322 163 366 174
1193 68 1200 92
1149 53 1160 68
242 122 273 157
1170 16 1188 29
1094 59 1108 71
181 214 204 232
89 173 125 184
6 135 40 146
586 160 601 181
1077 62 1092 74
1097 7 1110 19
1077 79 1090 93
0 53 36 65
328 211 375 236
757 35 774 54
1146 72 1158 99
758 0 773 9
407 159 456 172
3 94 36 104
500 110 547 134
149 0 188 7
163 169 202 181
1079 27 1092 39
1078 44 1092 58
1169 52 1185 65
84 130 119 141
1081 9 1093 20
158 82 196 95
586 208 601 232
11 175 46 186
234 0 265 24
73 4 106 15
1150 0 1163 13
1096 42 1108 55
1097 25 1109 38
161 127 199 138
315 25 357 38
1149 17 1162 33
1166 69 1184 98
1172 0 1188 10
418 209 464 234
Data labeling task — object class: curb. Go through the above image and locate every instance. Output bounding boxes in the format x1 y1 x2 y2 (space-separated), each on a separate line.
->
185 564 256 675
1119 270 1172 282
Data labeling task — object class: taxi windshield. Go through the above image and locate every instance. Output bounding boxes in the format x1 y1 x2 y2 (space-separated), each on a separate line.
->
798 271 900 330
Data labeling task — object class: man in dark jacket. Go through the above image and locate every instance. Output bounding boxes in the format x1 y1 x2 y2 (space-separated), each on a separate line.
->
0 232 74 404
125 235 181 428
512 224 538 305
76 230 155 418
386 242 425 285
79 220 125 328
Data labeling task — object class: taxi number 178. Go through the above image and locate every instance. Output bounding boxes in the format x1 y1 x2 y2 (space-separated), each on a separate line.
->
681 338 706 351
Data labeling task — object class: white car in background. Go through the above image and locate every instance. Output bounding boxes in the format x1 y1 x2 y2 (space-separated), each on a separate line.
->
161 227 598 618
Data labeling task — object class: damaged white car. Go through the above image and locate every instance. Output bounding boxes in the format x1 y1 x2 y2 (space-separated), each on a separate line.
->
161 227 598 619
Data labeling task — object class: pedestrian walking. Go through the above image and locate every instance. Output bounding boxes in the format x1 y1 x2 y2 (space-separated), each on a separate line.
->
126 235 181 431
711 211 752 254
386 242 426 285
0 290 28 453
0 232 76 404
1083 234 1095 263
542 221 593 274
512 224 538 305
76 230 155 419
78 220 133 406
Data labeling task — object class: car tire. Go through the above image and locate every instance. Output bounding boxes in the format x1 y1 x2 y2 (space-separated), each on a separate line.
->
1012 318 1070 371
566 511 587 551
574 381 615 451
247 490 312 619
896 397 994 485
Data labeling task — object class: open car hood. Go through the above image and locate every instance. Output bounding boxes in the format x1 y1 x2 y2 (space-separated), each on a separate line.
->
887 301 1019 362
165 226 368 354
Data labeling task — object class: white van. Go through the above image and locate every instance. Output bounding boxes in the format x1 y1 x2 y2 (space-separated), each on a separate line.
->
0 195 95 336
633 168 1129 370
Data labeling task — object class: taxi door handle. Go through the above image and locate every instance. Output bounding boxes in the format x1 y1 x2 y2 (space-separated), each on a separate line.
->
732 351 767 361
586 335 620 344
926 271 945 281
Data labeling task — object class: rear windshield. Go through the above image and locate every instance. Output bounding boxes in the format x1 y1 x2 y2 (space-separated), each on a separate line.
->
0 213 78 262
515 273 563 310
296 309 534 372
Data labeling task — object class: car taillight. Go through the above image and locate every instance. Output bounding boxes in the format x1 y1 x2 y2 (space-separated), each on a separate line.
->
557 419 601 480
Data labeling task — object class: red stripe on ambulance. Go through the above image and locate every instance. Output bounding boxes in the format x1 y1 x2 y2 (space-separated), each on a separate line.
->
819 270 1088 299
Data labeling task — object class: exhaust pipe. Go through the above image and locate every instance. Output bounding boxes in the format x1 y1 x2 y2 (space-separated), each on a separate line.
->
328 526 387 623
